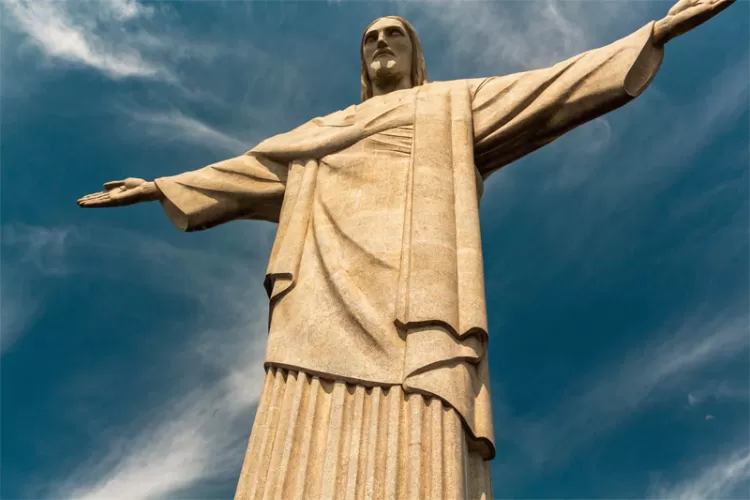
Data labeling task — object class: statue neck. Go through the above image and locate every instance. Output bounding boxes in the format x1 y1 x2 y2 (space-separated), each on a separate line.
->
370 76 413 98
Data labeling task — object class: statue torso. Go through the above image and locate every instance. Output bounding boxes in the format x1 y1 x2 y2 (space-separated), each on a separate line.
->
264 91 418 384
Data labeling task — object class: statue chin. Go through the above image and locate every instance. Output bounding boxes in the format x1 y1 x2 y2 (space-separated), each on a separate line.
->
369 67 405 87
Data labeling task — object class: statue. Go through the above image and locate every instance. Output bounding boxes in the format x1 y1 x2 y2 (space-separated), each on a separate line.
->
77 1 735 498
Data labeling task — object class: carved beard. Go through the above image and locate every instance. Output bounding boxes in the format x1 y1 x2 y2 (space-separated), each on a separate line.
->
369 58 403 85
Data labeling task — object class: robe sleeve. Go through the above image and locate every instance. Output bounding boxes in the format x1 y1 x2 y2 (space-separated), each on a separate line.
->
153 153 288 232
470 22 664 178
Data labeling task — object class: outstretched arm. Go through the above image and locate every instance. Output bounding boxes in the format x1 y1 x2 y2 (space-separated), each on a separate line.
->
77 153 288 231
470 0 734 178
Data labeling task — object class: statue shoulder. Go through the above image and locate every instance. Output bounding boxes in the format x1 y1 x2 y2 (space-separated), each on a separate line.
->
312 104 357 127
418 79 472 95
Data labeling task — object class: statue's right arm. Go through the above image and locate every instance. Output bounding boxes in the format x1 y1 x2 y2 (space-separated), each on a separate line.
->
77 153 288 232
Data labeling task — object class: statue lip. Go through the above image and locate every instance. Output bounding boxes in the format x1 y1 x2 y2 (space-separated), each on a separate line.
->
374 48 395 58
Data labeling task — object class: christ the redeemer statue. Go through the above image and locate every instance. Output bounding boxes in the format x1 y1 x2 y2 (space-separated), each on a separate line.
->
78 1 734 498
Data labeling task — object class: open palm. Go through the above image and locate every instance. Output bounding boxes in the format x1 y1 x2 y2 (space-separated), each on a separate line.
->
668 0 731 16
77 178 158 208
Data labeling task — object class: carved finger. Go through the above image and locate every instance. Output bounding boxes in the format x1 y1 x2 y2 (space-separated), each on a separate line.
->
668 0 699 16
78 198 98 207
81 197 117 207
78 192 106 202
87 192 111 201
80 193 112 205
712 0 736 10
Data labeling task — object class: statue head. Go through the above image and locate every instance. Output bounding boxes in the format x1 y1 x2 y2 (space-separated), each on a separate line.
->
360 16 427 102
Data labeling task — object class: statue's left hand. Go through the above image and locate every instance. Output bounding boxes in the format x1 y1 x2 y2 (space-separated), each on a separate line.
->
654 0 735 45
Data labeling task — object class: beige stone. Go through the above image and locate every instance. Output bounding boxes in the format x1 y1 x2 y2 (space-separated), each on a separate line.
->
77 2 735 498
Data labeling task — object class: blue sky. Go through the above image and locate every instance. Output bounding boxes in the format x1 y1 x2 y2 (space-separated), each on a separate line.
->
1 0 748 498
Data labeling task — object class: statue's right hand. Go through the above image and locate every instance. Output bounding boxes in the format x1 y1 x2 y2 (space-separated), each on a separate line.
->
77 178 162 208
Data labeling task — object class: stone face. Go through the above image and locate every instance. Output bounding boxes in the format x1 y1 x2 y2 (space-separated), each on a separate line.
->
76 3 736 497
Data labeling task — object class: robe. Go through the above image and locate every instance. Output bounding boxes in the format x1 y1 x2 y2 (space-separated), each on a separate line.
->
154 23 663 463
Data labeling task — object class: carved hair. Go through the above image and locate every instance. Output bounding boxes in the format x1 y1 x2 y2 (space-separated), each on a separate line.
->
360 16 428 102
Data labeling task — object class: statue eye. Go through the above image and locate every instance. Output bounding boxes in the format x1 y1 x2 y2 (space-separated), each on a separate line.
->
365 33 377 44
389 29 403 37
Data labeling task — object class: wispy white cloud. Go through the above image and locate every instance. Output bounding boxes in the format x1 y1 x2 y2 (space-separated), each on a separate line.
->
4 0 172 80
53 303 269 500
650 447 750 499
483 46 749 292
688 381 749 407
1 225 74 354
124 110 251 156
404 0 647 74
2 224 74 276
587 58 750 197
509 306 749 469
0 222 274 500
0 276 40 354
5 222 275 498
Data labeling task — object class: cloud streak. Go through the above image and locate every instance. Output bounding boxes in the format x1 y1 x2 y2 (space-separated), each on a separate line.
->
124 110 251 156
0 277 40 354
687 381 749 407
507 305 749 471
53 315 268 500
4 0 172 80
2 224 73 276
5 222 274 499
405 0 647 74
650 447 750 499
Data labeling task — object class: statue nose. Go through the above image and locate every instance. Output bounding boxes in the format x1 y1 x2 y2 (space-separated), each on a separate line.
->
377 38 387 48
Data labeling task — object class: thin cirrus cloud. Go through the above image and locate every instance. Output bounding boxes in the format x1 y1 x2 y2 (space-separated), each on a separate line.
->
124 110 252 157
49 315 269 500
688 381 749 407
404 0 647 73
649 447 750 499
503 305 748 472
5 223 273 499
2 224 72 276
3 222 277 311
548 58 749 197
0 277 40 355
3 0 173 81
3 0 286 489
1 225 73 354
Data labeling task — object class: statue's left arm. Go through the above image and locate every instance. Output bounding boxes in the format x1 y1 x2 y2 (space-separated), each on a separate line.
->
471 0 734 178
